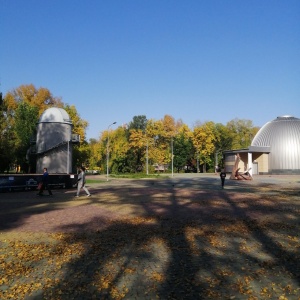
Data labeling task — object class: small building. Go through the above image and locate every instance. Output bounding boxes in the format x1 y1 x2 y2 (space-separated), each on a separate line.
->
224 115 300 175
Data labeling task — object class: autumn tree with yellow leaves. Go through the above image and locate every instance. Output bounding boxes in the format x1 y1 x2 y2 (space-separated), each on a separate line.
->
192 121 218 172
127 115 148 172
90 113 259 175
2 84 63 172
64 104 89 169
4 84 63 114
1 84 260 174
1 84 89 173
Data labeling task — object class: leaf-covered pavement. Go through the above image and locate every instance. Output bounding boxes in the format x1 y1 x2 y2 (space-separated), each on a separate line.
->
0 175 299 299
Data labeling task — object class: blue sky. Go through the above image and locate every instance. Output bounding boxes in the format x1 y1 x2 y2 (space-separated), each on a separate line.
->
1 0 299 140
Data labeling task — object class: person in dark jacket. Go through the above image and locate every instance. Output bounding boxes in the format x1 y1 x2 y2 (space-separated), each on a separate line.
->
220 169 226 189
38 167 53 196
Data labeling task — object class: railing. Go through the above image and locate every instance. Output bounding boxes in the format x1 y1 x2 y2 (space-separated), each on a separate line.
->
36 140 69 154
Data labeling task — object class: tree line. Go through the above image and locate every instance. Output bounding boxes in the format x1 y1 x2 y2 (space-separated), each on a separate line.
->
0 84 259 174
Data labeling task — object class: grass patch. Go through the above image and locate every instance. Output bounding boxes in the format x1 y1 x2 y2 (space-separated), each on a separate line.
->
85 179 107 184
110 173 169 179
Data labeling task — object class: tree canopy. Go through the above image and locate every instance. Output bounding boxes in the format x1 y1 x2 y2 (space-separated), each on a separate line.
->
1 84 89 173
1 84 260 174
89 114 259 175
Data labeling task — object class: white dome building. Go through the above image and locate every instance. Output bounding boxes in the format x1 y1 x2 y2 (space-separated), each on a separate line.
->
251 115 300 174
224 115 300 175
36 107 74 174
38 107 72 124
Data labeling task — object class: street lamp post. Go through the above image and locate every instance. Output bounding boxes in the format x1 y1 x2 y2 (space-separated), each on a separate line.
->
146 139 149 175
171 137 174 177
106 122 117 181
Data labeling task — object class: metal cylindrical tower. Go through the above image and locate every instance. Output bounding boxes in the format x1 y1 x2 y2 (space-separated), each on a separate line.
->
36 107 73 174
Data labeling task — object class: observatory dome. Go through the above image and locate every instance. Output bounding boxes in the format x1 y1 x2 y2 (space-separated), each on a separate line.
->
39 107 72 124
251 115 300 172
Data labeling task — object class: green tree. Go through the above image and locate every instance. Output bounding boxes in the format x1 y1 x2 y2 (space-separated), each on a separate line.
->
88 114 261 176
2 84 89 173
96 125 129 174
213 123 232 169
173 133 194 172
14 102 39 172
0 98 15 172
3 84 63 172
112 127 131 173
127 115 148 131
226 118 259 150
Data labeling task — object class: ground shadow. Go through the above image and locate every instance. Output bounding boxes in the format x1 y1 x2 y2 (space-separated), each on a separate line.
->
1 177 300 299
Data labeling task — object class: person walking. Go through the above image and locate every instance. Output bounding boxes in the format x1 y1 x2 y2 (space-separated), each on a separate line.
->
75 166 91 197
220 169 226 189
38 167 53 196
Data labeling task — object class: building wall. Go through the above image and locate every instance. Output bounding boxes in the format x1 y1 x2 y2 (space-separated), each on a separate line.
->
224 154 235 173
253 153 269 174
238 153 248 172
36 123 72 154
36 144 72 174
251 116 300 174
36 122 72 174
224 152 270 175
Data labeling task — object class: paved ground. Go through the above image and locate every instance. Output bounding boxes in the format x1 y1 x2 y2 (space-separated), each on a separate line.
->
0 173 299 299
